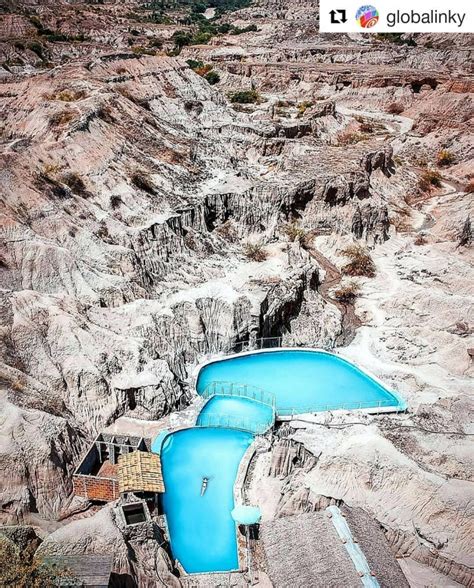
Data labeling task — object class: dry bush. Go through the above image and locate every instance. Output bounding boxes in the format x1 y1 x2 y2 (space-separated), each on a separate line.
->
391 215 412 233
464 180 474 193
336 130 368 146
341 244 376 277
297 101 313 117
194 64 212 76
414 233 428 245
116 85 137 102
244 242 268 262
61 172 86 194
45 88 87 102
110 195 122 209
42 163 62 176
97 104 114 123
282 222 306 242
131 171 156 194
386 102 404 114
334 281 360 302
131 45 156 56
215 220 238 242
437 149 455 167
418 170 442 191
49 110 75 126
359 121 374 133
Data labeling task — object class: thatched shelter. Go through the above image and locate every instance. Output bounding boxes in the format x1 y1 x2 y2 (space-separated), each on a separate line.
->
117 450 164 494
260 512 361 587
343 506 409 587
43 554 113 587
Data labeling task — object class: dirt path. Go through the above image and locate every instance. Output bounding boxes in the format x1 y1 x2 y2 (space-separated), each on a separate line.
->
304 232 361 346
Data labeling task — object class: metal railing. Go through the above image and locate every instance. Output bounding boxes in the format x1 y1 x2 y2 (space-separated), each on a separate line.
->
201 381 276 409
231 336 288 354
277 398 403 416
156 334 303 357
195 412 273 435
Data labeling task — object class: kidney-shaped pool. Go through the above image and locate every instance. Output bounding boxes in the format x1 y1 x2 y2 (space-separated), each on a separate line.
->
196 349 406 414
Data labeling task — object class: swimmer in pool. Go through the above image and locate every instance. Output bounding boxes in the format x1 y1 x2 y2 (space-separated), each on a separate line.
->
201 477 208 496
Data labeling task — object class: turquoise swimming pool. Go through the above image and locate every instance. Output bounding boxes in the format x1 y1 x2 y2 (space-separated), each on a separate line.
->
160 428 253 574
196 349 406 413
156 348 405 575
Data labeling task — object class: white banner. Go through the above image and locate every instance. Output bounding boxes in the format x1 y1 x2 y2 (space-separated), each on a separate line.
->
319 0 473 32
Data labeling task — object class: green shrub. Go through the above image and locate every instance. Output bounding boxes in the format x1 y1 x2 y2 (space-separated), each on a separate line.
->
186 59 204 70
229 23 258 35
297 101 313 117
27 41 44 58
110 195 122 209
0 536 71 587
229 89 260 104
204 70 220 85
192 31 212 44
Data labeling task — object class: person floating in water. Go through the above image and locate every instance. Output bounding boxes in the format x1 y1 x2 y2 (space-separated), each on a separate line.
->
201 477 208 496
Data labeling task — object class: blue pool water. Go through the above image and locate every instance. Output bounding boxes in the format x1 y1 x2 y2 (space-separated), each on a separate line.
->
160 427 253 573
197 396 275 434
197 350 404 413
157 349 405 575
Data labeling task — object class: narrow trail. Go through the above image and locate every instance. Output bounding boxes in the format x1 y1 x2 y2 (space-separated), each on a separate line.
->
309 104 467 350
303 231 361 346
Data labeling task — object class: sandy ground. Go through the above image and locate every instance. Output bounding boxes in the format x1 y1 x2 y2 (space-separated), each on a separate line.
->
399 557 464 588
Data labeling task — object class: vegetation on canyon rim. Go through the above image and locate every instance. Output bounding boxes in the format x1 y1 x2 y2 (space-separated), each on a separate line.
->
341 245 377 278
0 538 69 588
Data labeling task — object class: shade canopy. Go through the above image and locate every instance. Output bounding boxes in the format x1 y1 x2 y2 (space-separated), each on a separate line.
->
231 505 261 525
118 450 165 494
